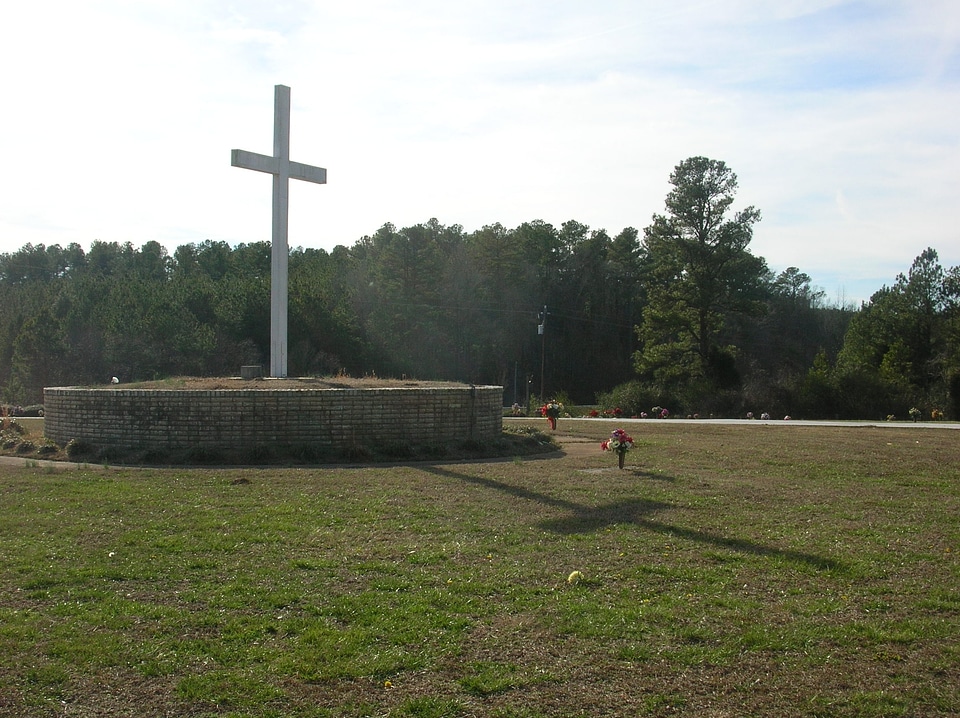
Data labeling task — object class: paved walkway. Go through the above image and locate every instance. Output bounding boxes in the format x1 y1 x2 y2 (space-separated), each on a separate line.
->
0 455 87 470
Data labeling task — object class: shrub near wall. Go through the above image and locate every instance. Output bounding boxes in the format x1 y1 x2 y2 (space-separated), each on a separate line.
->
43 386 503 453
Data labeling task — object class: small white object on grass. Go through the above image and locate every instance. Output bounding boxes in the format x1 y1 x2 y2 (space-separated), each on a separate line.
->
567 570 584 584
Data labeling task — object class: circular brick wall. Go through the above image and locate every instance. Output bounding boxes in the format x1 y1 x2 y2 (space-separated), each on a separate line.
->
43 385 503 452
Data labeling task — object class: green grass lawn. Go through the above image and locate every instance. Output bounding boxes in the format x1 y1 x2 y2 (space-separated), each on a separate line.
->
1 421 958 717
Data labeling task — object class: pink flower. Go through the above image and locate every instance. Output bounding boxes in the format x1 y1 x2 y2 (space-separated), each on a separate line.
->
602 428 634 452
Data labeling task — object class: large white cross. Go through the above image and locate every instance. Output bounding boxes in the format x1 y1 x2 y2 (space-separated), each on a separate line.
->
231 85 327 378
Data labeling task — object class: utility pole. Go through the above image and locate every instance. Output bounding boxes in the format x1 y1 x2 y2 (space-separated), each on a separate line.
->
538 305 547 401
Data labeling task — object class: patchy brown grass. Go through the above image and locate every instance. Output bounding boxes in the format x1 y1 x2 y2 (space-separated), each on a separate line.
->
0 421 957 717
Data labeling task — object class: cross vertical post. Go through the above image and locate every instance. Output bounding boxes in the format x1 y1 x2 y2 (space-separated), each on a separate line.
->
271 85 291 380
231 85 327 378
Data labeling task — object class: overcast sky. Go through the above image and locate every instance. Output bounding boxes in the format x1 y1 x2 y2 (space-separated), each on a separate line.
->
2 0 958 304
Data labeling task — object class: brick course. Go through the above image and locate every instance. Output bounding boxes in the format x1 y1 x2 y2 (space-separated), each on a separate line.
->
43 386 503 451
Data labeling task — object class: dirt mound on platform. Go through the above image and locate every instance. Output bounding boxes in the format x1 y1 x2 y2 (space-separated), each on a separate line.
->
104 376 473 390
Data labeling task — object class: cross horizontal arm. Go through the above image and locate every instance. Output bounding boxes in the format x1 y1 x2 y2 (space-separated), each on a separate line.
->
288 161 327 184
231 150 327 185
231 149 279 175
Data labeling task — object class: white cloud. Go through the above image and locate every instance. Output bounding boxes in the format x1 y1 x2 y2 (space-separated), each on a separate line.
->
1 0 958 304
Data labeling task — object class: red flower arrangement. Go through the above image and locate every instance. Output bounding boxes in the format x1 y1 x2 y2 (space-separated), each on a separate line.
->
540 401 562 430
601 428 634 469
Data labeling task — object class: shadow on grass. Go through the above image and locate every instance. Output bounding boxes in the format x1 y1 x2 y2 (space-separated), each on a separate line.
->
579 467 677 482
422 466 845 572
628 468 677 482
626 520 845 571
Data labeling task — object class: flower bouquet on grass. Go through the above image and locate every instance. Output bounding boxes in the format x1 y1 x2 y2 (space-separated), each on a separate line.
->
601 427 633 469
540 401 563 430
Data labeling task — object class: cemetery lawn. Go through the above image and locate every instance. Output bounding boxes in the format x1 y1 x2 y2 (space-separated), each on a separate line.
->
0 422 958 717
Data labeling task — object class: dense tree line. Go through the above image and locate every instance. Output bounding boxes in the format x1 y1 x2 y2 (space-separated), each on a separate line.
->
2 157 958 419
